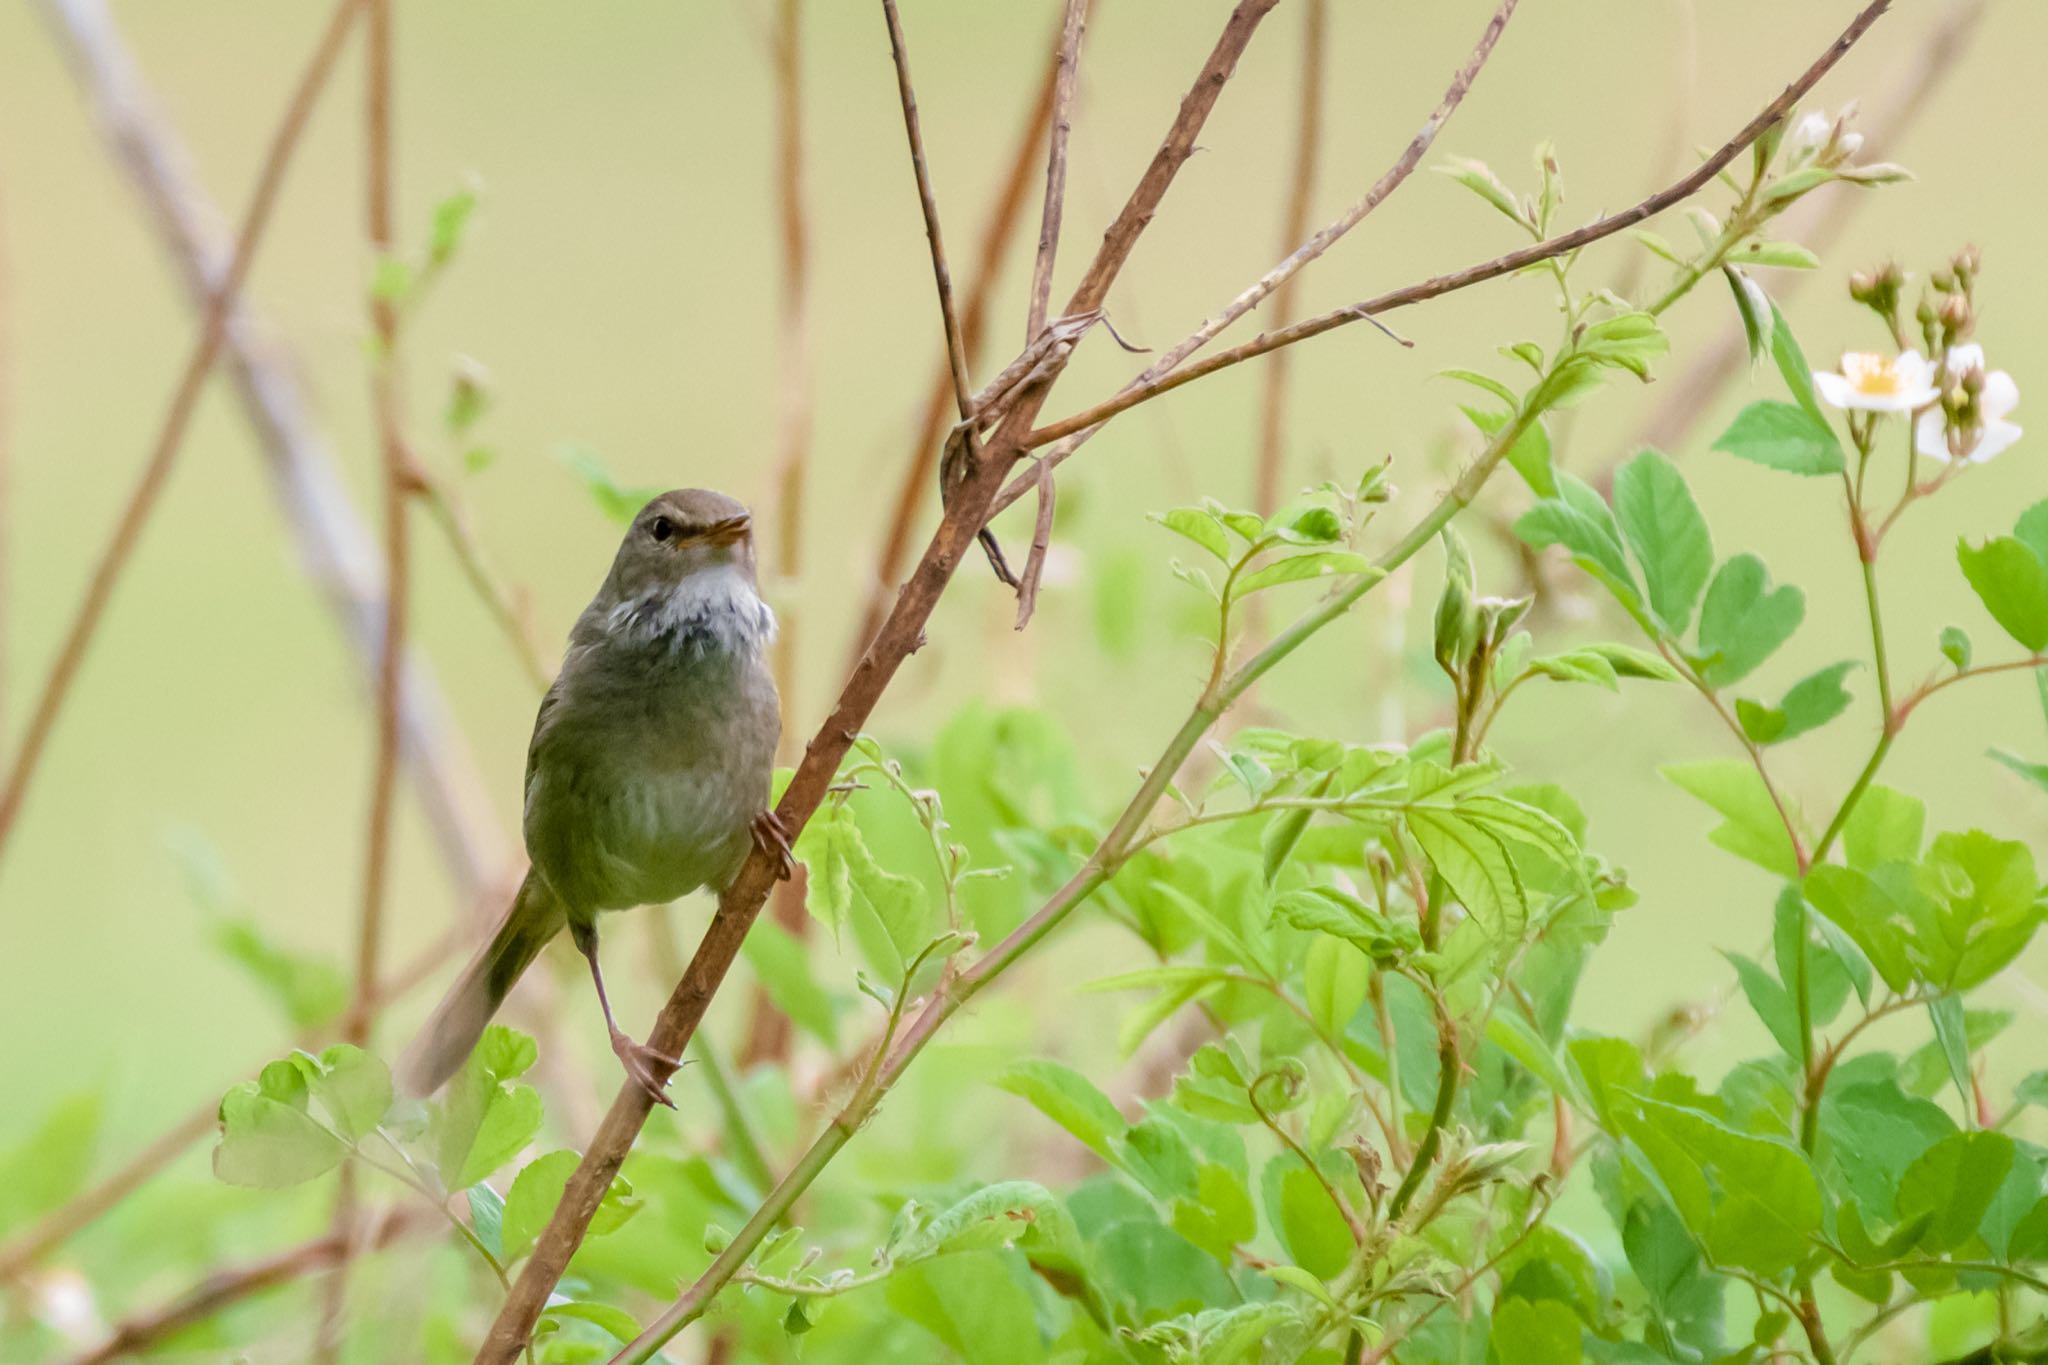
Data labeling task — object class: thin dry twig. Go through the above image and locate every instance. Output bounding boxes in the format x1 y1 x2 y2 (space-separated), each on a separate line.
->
882 0 974 419
0 0 364 868
323 3 404 1352
64 1207 426 1365
851 8 1070 659
1014 0 1893 469
36 0 507 904
1254 0 1327 521
1011 0 1088 629
1025 0 1086 344
0 182 12 749
1620 0 1983 467
991 0 1520 518
478 5 1281 1356
741 0 815 1070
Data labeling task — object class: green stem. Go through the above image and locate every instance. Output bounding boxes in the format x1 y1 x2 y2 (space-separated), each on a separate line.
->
1384 999 1459 1222
687 1033 775 1196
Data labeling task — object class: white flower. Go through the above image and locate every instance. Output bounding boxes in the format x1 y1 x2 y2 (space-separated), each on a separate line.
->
1916 343 2023 464
1814 350 1940 413
1786 111 1832 158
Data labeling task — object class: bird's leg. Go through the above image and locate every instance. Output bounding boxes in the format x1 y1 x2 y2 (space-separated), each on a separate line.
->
569 919 681 1108
751 810 795 880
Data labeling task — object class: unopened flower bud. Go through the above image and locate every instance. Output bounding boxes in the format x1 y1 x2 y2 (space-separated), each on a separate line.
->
1953 243 1982 282
1939 294 1971 337
1931 269 1956 295
1962 366 1986 398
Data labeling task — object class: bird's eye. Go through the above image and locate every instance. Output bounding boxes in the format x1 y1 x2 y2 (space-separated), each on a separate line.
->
650 516 675 543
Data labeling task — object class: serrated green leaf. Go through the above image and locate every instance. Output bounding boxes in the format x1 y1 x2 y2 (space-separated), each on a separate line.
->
1235 551 1376 597
994 1061 1125 1167
1613 450 1714 636
1661 759 1801 877
1711 401 1843 475
1696 554 1804 686
1156 506 1231 562
1958 536 2048 652
214 1083 344 1188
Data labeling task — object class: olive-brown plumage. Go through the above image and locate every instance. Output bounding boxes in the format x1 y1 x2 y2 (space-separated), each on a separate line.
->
401 490 786 1103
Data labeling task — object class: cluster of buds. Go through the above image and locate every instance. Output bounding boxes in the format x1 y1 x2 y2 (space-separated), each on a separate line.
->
1785 106 1866 169
1847 261 1905 342
1817 248 2021 468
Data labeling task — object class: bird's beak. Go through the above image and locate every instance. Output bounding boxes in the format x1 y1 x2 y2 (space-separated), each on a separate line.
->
700 514 751 547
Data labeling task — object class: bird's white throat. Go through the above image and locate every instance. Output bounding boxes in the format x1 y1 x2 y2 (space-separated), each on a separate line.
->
605 563 777 656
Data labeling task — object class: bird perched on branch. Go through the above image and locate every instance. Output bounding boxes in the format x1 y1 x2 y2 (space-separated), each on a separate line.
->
401 489 790 1106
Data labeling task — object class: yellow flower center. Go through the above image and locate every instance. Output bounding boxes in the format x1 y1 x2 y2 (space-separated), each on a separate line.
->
1841 352 1903 396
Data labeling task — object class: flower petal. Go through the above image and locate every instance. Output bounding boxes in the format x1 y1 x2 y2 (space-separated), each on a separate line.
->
1969 420 2023 465
1981 369 2020 422
1916 407 1952 463
1814 371 1858 410
1945 343 1986 376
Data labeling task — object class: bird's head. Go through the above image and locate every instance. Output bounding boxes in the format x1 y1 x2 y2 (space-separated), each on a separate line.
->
605 488 758 600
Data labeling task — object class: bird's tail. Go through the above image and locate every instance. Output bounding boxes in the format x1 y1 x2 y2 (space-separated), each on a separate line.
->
398 870 565 1096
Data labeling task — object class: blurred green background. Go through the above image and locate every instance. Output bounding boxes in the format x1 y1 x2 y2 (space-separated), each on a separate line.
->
1 0 2044 1263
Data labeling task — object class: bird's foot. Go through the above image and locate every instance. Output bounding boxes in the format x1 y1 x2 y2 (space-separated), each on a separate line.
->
609 1028 683 1109
752 810 796 880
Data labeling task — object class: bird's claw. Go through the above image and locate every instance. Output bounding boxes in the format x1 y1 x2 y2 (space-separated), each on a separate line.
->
752 810 796 880
610 1029 682 1109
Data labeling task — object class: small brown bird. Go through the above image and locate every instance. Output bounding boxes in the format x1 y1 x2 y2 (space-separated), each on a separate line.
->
401 489 788 1105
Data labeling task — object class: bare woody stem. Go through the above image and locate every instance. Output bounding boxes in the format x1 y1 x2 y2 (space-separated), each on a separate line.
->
991 0 1522 519
851 8 1069 662
1025 0 1086 344
1008 0 1893 481
475 5 1281 1357
0 0 364 871
1253 0 1327 521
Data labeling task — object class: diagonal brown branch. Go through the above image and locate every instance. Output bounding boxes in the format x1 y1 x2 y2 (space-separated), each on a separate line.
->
1016 0 1894 464
475 4 1280 1357
992 0 1520 518
0 0 364 870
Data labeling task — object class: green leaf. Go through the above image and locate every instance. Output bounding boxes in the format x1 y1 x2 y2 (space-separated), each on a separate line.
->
1261 1157 1353 1279
208 919 348 1030
1613 450 1714 635
1490 1296 1583 1364
1662 759 1802 877
438 1025 544 1191
1724 266 1772 364
1302 936 1369 1038
1433 526 1479 672
466 1181 506 1260
1742 661 1857 746
1441 368 1520 412
1897 1132 2017 1253
1725 952 1801 1058
1711 401 1843 475
1803 864 1920 993
1990 748 2048 795
1436 156 1526 226
541 1301 641 1346
1234 551 1377 597
214 1082 345 1188
1695 554 1805 686
503 1151 638 1260
293 1045 393 1142
1273 505 1342 545
1732 240 1820 270
1928 994 1974 1109
1406 800 1526 940
897 1181 1078 1263
1842 784 1925 870
1767 301 1825 421
1273 886 1418 961
794 802 930 973
427 186 479 265
1940 626 1973 672
1155 506 1231 562
740 918 839 1047
1507 417 1556 497
1624 1099 1821 1274
1922 831 2045 990
554 446 662 525
1582 642 1682 681
1514 476 1645 622
994 1061 1125 1167
1957 536 2048 652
